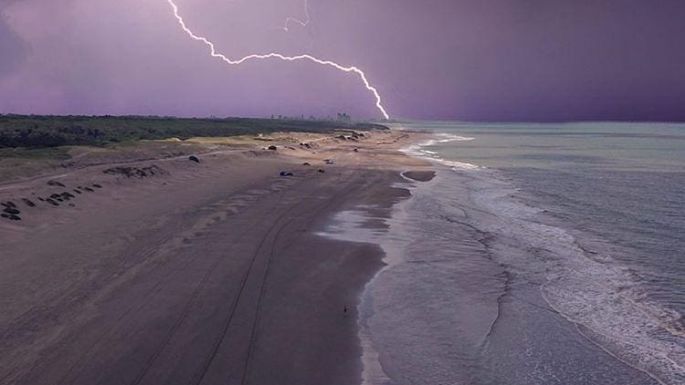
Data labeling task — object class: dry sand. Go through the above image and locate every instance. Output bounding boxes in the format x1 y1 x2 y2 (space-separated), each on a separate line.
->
0 130 432 385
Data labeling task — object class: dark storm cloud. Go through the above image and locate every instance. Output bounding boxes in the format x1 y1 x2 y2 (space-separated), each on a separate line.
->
0 0 683 121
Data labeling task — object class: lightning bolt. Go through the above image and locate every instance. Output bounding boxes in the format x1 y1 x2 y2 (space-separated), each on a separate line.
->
283 0 310 32
166 0 390 120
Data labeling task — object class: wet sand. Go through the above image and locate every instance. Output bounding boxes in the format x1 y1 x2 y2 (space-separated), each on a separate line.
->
0 130 430 385
402 170 436 182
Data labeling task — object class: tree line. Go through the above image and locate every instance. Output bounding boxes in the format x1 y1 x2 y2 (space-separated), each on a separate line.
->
0 115 387 149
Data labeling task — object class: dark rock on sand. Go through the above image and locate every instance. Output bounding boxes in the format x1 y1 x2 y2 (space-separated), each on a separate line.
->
83 187 94 192
103 165 167 178
92 184 103 189
303 162 311 166
73 189 82 194
1 212 21 221
47 180 66 187
0 212 20 221
268 145 278 151
189 155 200 163
318 169 326 173
279 171 294 177
22 199 36 207
3 207 21 215
46 199 59 206
2 201 17 209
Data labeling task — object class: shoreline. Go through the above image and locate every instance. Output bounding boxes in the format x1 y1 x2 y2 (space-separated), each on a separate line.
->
318 170 437 385
314 133 442 385
0 129 431 385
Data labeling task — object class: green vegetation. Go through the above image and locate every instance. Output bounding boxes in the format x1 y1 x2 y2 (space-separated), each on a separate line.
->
0 146 71 160
0 115 388 149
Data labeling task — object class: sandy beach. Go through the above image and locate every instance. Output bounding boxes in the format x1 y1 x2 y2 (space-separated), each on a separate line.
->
0 129 430 385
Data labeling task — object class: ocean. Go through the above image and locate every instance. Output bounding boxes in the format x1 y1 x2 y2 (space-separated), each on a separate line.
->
322 122 685 385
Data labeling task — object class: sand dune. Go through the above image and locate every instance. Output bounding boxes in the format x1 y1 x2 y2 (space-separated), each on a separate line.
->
0 130 431 385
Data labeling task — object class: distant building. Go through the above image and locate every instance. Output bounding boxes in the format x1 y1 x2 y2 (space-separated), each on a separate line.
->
336 113 351 122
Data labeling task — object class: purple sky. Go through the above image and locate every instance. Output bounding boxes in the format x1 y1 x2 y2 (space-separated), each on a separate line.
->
1 0 684 121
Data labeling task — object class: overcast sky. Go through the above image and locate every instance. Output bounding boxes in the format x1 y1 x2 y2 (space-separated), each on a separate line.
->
1 0 684 121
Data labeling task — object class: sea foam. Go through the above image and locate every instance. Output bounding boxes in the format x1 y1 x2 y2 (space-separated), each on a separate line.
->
400 134 480 170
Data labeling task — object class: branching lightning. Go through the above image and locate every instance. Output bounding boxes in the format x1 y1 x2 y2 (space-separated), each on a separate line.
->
283 0 310 32
166 0 390 119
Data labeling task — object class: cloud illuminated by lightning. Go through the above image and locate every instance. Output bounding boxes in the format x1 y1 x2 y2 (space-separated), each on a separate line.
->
166 0 390 120
283 0 310 32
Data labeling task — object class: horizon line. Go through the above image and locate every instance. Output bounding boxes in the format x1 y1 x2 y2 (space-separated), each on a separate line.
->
2 113 685 125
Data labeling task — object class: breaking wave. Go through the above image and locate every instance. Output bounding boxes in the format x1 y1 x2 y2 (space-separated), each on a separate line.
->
401 134 480 170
